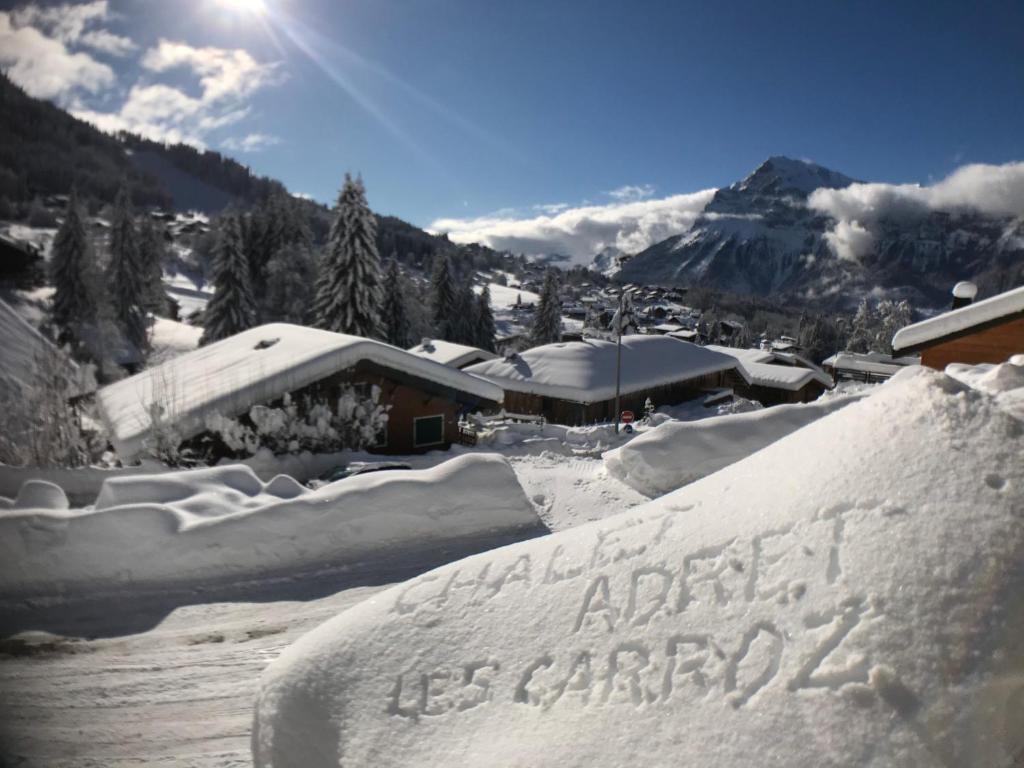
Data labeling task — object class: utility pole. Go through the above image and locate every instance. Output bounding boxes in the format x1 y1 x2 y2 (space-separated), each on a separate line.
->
614 289 626 433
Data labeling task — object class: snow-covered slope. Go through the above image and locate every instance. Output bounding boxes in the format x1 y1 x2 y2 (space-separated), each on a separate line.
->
616 157 1024 308
253 363 1024 767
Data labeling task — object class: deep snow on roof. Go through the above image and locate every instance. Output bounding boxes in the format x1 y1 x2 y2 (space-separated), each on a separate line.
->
407 339 498 368
464 335 743 403
822 351 920 376
892 285 1024 353
704 344 776 364
705 344 832 390
97 323 503 459
743 360 833 390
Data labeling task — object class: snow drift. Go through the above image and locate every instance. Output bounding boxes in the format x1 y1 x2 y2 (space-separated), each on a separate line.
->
0 454 542 599
253 364 1024 768
604 393 862 497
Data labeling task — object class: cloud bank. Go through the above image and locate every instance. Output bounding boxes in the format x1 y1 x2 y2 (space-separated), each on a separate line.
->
809 161 1024 260
431 189 716 264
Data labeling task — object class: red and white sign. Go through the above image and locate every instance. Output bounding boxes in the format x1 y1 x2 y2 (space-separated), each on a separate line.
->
620 410 635 424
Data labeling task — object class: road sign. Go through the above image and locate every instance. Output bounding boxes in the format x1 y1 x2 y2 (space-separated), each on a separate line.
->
621 410 635 424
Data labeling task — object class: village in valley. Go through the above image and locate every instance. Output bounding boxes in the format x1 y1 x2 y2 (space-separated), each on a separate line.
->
1 2 1024 767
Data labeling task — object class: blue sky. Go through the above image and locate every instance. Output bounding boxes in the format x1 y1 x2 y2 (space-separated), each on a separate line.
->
2 0 1023 257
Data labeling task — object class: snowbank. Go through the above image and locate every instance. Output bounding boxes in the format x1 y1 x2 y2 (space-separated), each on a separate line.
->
604 393 862 496
0 454 541 599
253 366 1024 768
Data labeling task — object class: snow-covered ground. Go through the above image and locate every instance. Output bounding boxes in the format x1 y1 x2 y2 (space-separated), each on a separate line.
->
4 360 1023 767
253 363 1024 767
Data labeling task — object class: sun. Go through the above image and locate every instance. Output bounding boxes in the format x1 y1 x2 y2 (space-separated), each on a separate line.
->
216 0 268 15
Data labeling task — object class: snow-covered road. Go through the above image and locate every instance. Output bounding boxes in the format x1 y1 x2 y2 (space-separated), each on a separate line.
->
0 585 385 767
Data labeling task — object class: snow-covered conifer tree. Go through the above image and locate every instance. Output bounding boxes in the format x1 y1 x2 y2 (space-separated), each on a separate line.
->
430 253 458 341
530 268 563 346
107 182 147 350
200 215 257 345
260 241 317 324
475 284 497 352
138 217 170 316
382 256 411 348
312 174 384 338
847 297 876 353
50 189 95 344
454 282 477 344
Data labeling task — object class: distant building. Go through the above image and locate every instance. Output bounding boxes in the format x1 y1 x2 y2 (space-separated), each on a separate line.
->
97 324 502 460
407 339 499 370
822 351 919 383
891 283 1024 369
704 344 832 405
464 336 749 426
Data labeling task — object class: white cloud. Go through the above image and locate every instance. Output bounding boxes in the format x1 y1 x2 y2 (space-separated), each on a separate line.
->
222 132 282 153
607 183 656 202
141 39 285 102
0 8 114 99
11 0 108 43
73 38 285 147
431 189 716 264
809 161 1024 260
79 28 136 56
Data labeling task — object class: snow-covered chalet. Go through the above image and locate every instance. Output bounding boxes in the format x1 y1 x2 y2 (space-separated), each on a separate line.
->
892 282 1024 369
463 335 749 425
96 323 503 459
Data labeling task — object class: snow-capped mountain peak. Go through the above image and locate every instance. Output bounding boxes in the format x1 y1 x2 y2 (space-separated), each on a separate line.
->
735 155 857 197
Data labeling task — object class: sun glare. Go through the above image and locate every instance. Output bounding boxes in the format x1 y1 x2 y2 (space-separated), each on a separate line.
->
217 0 267 15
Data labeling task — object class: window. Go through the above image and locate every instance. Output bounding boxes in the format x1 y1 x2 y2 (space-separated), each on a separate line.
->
413 414 445 448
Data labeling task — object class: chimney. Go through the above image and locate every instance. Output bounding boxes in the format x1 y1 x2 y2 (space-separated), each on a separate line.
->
951 281 978 310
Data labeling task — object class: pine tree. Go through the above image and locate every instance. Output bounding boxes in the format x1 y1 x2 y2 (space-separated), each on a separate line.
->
107 182 147 351
50 189 95 344
475 284 497 352
312 174 384 337
454 282 477 344
847 297 876 353
430 253 458 341
260 241 317 324
530 268 563 346
382 256 411 348
137 217 169 316
201 215 257 345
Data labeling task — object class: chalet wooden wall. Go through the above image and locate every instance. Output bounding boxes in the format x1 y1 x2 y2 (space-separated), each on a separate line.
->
500 369 734 426
740 380 826 406
919 316 1024 370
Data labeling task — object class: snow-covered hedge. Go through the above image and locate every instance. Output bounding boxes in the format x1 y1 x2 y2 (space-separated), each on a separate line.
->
603 393 863 497
0 454 542 599
252 365 1024 768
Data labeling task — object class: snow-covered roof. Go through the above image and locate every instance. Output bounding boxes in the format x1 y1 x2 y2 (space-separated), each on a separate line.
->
822 351 920 376
892 285 1024 353
97 323 504 459
0 297 93 398
666 329 699 340
706 344 832 390
463 336 745 403
407 339 499 369
742 361 833 391
705 344 775 364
